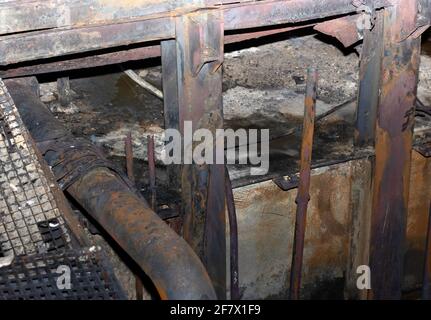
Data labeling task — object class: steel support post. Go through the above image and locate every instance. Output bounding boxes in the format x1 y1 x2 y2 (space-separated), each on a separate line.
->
355 10 384 146
369 1 421 299
161 39 180 188
57 76 72 106
162 10 226 299
289 68 317 300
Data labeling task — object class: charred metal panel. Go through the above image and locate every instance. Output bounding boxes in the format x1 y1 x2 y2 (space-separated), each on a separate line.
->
234 160 368 299
223 0 388 31
6 78 217 300
0 24 314 79
0 17 174 66
314 14 362 48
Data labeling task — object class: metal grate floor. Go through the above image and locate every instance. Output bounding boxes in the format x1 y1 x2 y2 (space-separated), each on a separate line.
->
0 248 125 300
0 80 70 257
0 79 125 300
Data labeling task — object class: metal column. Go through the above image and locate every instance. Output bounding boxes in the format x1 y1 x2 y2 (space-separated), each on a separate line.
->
369 1 421 299
162 10 226 299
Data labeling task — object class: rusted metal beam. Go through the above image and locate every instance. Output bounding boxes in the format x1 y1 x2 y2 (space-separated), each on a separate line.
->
314 14 362 48
0 16 175 65
0 0 181 35
369 1 422 299
355 10 384 147
0 23 314 78
6 78 217 300
0 0 390 66
174 10 226 299
0 0 236 35
289 68 317 300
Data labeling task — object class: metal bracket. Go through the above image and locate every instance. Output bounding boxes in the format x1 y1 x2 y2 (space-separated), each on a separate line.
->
273 174 300 191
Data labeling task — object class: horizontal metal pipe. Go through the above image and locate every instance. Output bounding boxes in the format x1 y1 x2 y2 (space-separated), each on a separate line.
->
5 78 216 300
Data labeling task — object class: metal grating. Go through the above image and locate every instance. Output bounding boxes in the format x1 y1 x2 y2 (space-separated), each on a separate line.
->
0 248 125 300
0 80 71 257
0 80 126 300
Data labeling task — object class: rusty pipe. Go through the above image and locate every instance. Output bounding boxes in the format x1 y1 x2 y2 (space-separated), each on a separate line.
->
5 78 216 300
289 68 317 300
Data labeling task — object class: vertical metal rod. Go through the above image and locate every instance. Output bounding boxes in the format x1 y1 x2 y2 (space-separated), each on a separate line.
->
57 77 71 106
289 68 317 300
422 201 431 300
225 166 239 300
148 135 157 211
125 132 135 183
124 132 143 300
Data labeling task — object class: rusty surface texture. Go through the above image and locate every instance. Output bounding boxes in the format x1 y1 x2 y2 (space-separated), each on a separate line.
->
404 151 431 298
0 23 314 79
125 132 135 184
173 11 226 298
369 1 422 299
289 68 317 300
0 0 391 66
314 14 361 48
5 79 217 300
123 131 145 300
0 45 162 79
0 0 234 35
0 16 174 66
223 0 388 31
